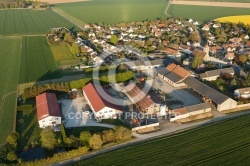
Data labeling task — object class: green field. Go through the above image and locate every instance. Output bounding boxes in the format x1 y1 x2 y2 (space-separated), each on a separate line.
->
19 36 61 84
0 37 22 145
73 115 250 165
169 5 250 21
55 0 167 24
49 42 79 66
174 0 250 2
0 9 79 35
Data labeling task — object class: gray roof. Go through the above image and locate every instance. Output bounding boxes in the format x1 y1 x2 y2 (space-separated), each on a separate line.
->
200 67 234 79
165 72 183 83
183 76 232 104
156 67 170 76
185 103 211 113
123 59 163 67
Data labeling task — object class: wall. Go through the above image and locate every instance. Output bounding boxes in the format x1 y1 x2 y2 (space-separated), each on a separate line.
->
132 122 159 131
217 99 237 112
38 116 61 128
236 103 250 108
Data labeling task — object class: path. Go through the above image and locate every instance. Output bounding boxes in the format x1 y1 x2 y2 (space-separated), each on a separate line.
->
165 0 172 16
52 110 250 166
171 0 250 8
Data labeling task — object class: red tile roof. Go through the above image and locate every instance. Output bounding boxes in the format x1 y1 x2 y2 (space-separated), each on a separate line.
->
166 63 178 71
124 83 154 111
36 93 61 121
82 83 121 113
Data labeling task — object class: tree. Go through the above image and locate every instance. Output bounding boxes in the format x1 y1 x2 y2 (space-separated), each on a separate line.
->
191 56 203 69
238 55 247 64
102 130 115 144
114 126 132 141
89 134 103 150
40 129 56 150
7 151 17 161
110 35 118 45
64 33 75 43
7 132 19 146
70 43 80 55
79 131 92 146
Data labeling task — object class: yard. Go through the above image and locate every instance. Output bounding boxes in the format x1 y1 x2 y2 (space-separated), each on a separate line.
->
169 5 250 21
0 9 79 35
74 114 250 165
19 36 61 84
55 0 167 24
0 37 22 145
49 42 79 66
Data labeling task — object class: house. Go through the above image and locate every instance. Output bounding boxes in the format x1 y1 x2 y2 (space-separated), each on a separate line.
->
234 87 250 99
183 76 237 112
225 52 235 60
199 67 234 81
123 83 161 114
159 63 191 87
245 41 250 48
82 83 122 120
169 103 212 122
122 59 164 71
202 24 210 31
229 37 242 44
36 93 62 128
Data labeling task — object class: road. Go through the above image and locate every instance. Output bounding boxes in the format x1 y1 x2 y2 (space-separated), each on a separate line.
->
52 109 250 166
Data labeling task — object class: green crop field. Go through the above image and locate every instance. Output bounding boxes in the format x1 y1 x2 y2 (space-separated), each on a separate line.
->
55 0 167 24
73 115 250 165
169 5 250 21
49 42 79 66
173 0 250 2
19 36 61 84
0 9 79 35
0 37 22 145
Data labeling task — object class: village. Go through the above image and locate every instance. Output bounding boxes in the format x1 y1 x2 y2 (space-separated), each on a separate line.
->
37 17 250 134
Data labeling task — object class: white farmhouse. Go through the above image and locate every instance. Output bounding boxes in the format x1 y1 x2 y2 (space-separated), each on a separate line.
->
36 93 62 128
234 87 250 99
82 83 122 120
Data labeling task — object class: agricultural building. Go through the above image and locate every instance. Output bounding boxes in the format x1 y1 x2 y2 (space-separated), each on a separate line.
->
183 76 237 112
82 83 122 120
36 92 62 128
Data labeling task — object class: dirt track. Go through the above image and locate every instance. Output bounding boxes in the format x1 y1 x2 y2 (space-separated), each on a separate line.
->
41 0 90 4
172 0 250 8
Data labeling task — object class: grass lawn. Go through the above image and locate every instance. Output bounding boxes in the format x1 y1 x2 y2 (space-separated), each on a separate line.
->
19 36 61 84
49 41 79 66
16 110 41 150
55 0 167 24
72 114 250 165
0 9 79 35
0 37 21 145
169 5 250 21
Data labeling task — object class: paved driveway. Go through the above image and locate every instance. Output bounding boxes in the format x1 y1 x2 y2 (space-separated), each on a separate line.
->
152 76 202 109
61 97 114 128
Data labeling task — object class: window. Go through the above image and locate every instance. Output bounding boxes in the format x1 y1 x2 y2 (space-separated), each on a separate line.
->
104 111 107 113
99 112 102 114
42 120 45 122
109 110 113 112
56 118 58 120
102 115 105 118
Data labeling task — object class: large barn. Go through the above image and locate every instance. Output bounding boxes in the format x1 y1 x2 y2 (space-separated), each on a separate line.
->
183 76 237 112
36 92 62 128
82 83 122 120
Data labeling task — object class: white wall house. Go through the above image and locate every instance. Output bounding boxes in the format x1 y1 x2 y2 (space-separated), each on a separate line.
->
169 103 212 122
82 83 122 120
234 88 250 99
36 93 62 128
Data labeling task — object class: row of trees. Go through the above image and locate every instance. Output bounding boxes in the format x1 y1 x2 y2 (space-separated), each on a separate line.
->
41 125 131 150
22 83 70 100
0 0 28 9
25 125 131 165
